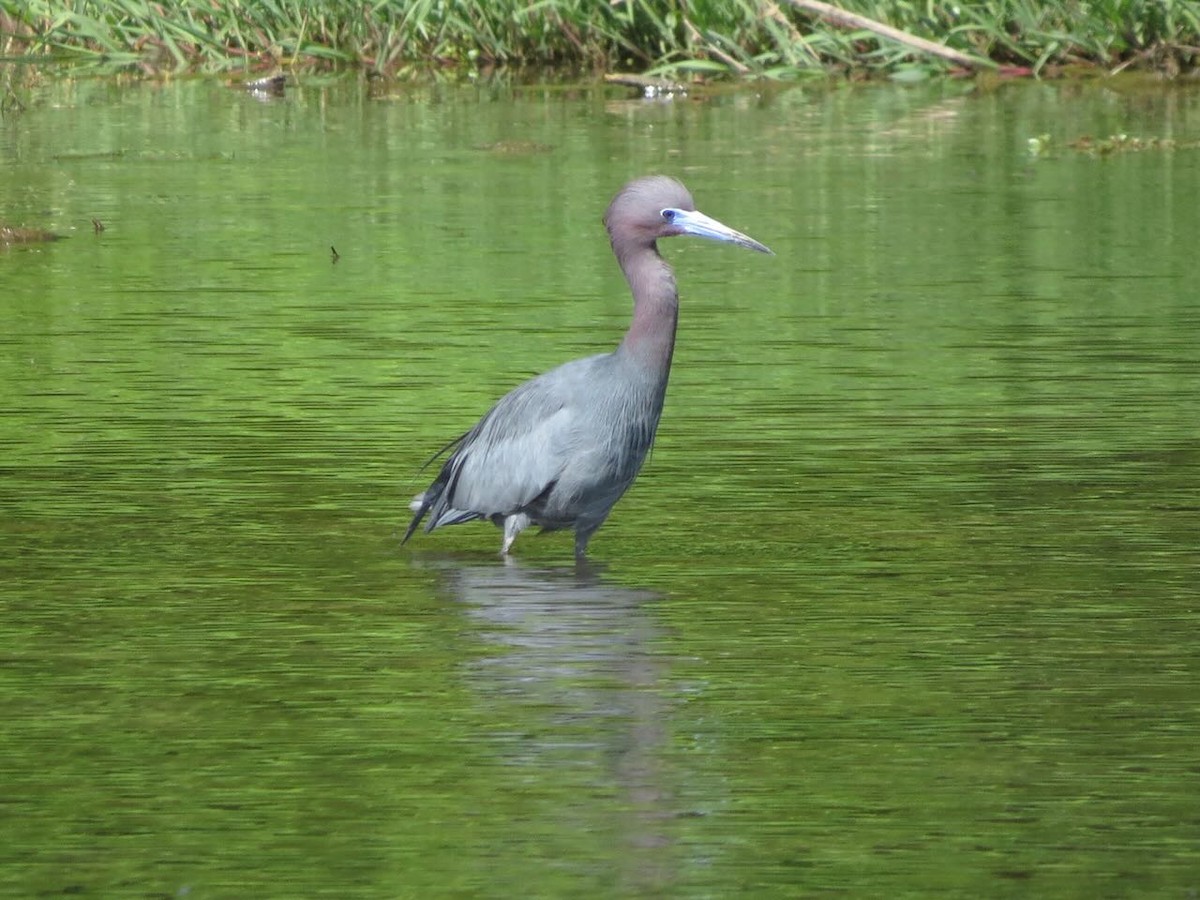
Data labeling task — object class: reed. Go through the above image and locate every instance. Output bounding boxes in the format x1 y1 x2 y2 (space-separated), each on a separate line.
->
1 1 1196 78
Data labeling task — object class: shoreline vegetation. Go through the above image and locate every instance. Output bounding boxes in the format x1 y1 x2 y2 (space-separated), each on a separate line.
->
0 1 1198 81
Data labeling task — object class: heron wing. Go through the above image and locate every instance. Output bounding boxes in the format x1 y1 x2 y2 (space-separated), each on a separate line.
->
437 381 572 519
415 358 603 536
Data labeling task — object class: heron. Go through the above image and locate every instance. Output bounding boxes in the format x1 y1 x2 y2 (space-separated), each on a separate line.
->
403 175 772 558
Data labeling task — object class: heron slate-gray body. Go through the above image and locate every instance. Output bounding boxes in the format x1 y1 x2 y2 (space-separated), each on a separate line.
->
404 175 771 557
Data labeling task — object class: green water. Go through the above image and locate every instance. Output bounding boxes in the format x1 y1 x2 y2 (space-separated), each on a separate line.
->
2 73 1198 897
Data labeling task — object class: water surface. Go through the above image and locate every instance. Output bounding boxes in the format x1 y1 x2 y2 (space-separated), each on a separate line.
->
2 73 1198 897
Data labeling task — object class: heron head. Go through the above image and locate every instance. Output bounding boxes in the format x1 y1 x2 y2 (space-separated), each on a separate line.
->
605 175 773 255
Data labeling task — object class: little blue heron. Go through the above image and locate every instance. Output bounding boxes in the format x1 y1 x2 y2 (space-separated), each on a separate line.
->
403 175 772 557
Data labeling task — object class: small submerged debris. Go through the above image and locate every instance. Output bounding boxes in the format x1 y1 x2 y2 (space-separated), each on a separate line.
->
0 223 60 244
241 74 288 100
603 73 688 99
475 140 553 155
1029 132 1200 158
1069 133 1200 154
1026 134 1051 157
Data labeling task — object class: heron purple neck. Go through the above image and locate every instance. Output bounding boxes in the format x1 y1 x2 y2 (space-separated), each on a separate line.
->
605 176 770 372
614 244 679 370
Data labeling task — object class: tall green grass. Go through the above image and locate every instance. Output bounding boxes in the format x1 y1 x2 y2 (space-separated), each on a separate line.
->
1 1 1197 77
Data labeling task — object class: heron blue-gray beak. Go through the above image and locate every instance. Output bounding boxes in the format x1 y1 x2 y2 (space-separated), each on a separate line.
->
666 207 774 255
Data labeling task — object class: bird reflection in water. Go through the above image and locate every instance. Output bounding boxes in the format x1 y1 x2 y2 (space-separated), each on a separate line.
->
413 554 679 892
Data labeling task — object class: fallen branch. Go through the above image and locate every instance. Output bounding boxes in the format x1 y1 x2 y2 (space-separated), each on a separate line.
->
782 0 995 70
685 18 750 75
761 0 821 65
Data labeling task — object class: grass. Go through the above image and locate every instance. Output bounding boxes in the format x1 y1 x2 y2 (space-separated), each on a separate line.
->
0 1 1197 79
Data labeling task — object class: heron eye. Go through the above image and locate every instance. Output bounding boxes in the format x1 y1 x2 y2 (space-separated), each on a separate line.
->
661 208 677 223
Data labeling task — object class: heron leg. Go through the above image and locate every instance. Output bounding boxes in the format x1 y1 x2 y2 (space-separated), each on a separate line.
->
501 513 531 555
573 515 608 559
